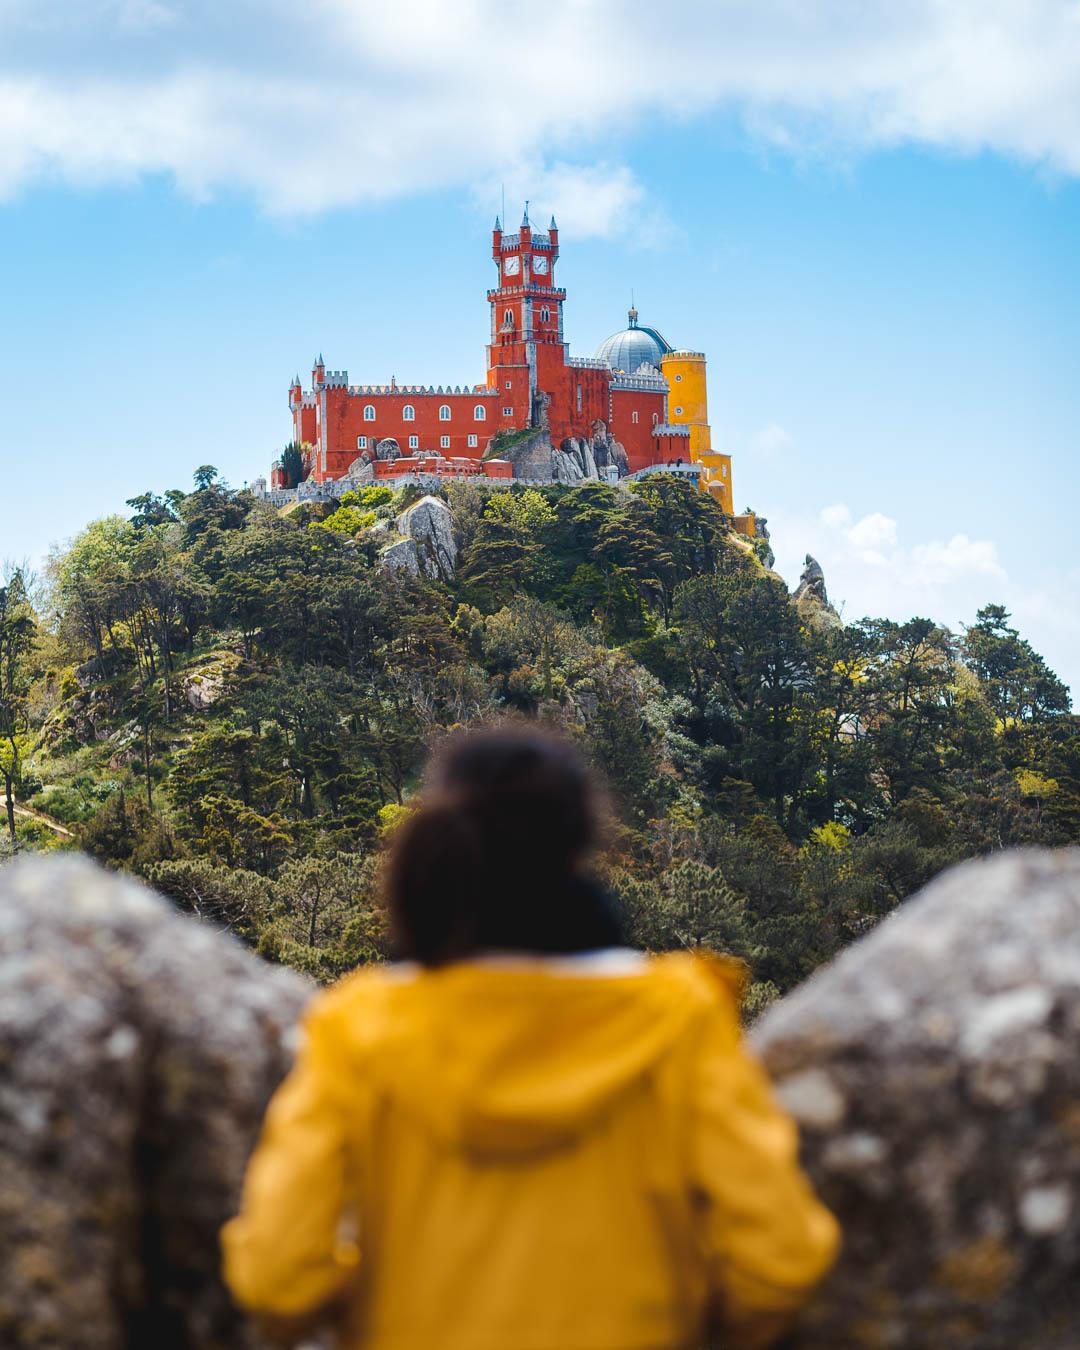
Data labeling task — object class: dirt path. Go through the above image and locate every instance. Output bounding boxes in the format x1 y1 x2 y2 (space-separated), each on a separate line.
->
12 806 75 839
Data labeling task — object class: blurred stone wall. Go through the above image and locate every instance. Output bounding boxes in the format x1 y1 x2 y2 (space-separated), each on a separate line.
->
754 848 1080 1349
0 856 309 1349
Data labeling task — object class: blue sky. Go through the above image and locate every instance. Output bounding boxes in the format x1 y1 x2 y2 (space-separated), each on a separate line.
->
2 1 1079 692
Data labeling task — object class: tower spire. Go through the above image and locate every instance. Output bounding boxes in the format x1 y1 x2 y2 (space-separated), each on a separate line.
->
522 200 530 227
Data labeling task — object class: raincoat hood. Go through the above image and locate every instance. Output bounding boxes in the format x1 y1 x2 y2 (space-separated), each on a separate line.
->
328 950 744 1159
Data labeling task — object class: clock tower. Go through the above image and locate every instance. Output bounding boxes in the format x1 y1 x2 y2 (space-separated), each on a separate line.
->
486 205 565 431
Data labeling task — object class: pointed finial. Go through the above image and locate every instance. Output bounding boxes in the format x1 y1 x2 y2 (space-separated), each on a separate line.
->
522 200 530 226
549 213 557 230
494 214 501 230
318 352 324 365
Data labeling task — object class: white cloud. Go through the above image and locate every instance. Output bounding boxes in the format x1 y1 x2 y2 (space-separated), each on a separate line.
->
1 1 1079 225
772 500 1080 694
470 161 666 244
845 511 899 558
776 501 1006 630
753 422 792 456
910 534 1005 580
820 503 852 529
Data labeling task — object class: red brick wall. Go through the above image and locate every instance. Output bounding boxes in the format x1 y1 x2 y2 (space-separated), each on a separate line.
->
539 353 610 445
311 388 499 482
610 388 668 472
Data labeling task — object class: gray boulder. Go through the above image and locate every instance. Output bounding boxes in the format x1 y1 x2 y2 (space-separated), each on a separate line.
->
754 848 1080 1349
590 421 629 477
554 437 599 484
394 494 456 581
792 553 841 630
0 855 309 1349
380 535 420 576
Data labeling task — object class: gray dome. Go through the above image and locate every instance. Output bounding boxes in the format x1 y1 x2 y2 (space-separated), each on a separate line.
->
595 308 673 374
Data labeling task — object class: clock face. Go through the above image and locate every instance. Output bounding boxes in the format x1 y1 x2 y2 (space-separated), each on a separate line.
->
532 254 549 275
503 255 521 276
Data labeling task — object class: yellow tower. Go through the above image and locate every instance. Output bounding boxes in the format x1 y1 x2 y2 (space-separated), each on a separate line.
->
659 349 737 519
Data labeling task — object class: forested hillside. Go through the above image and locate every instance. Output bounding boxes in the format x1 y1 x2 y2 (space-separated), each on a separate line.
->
2 469 1076 1009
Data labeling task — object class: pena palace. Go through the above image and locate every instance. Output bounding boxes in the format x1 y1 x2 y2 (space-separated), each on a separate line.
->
269 208 740 519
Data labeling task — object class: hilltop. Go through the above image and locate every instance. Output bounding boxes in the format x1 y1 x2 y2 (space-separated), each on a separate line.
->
1 468 1076 1001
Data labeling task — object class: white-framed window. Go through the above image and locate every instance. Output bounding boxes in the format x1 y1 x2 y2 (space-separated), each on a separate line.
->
652 412 659 425
356 435 368 450
473 404 487 420
502 406 513 416
722 464 727 478
503 308 513 325
576 384 582 412
408 435 419 449
402 405 415 421
439 404 451 421
363 404 376 421
674 374 682 383
468 434 478 448
631 412 639 425
674 405 683 416
540 306 550 322
440 435 450 449
504 380 512 390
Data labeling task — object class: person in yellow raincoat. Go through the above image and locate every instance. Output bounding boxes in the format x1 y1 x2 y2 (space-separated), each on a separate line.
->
223 726 839 1349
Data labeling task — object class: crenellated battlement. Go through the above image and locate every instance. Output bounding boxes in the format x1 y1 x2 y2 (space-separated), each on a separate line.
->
612 370 668 392
341 383 499 397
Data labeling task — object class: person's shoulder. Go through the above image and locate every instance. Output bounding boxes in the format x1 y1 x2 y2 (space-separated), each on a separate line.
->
302 963 419 1054
647 949 748 1018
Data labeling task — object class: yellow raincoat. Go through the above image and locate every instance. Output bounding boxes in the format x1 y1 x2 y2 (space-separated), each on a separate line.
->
222 951 838 1349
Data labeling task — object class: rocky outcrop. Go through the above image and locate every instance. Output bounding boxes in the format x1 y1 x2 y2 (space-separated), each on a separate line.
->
181 650 242 713
497 428 557 479
344 454 375 482
753 514 776 569
375 437 401 461
497 423 628 483
393 494 456 581
381 535 420 576
792 554 841 630
590 420 630 477
554 422 629 484
754 848 1080 1349
554 436 599 483
0 855 310 1349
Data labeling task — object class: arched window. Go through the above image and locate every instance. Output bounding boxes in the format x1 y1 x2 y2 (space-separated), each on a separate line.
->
363 404 376 421
473 404 487 421
631 411 639 425
402 405 415 421
540 306 550 322
504 308 513 325
651 412 659 425
439 404 451 421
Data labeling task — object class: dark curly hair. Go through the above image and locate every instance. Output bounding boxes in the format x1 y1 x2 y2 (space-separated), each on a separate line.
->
383 724 624 966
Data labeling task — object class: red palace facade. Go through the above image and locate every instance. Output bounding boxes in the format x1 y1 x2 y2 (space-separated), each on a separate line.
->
272 211 691 488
